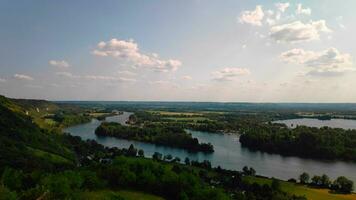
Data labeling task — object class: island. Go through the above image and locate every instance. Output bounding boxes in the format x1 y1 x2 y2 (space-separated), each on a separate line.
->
239 123 356 161
95 122 214 153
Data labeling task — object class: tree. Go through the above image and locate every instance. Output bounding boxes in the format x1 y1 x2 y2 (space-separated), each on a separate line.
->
184 157 190 165
321 174 331 188
173 157 181 163
1 168 23 191
127 144 137 156
242 166 249 175
41 174 72 199
164 154 173 161
311 175 322 186
249 167 256 176
299 172 310 184
332 176 354 194
152 152 162 161
138 149 144 157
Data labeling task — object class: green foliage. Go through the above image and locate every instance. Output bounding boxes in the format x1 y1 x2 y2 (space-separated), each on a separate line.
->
332 176 354 194
240 123 356 161
299 173 310 184
95 122 214 152
1 168 24 191
97 156 229 200
0 185 17 200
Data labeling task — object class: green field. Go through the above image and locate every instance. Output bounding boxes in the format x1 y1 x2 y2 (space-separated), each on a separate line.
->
148 110 203 116
81 190 165 200
27 147 73 165
165 116 209 121
244 176 356 200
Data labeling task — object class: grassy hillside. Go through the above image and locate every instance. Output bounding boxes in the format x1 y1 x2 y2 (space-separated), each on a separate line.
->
0 95 75 171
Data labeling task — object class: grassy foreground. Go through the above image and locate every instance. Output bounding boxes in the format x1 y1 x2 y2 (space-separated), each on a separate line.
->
81 190 165 200
244 176 356 200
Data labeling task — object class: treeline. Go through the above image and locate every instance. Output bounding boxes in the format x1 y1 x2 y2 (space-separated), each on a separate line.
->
131 111 280 133
239 123 356 161
296 172 354 194
0 156 229 200
95 122 214 153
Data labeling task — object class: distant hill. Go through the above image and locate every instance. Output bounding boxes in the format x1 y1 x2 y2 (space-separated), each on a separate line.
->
58 100 356 112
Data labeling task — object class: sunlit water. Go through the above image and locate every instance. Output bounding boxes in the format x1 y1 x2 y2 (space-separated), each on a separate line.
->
64 113 356 185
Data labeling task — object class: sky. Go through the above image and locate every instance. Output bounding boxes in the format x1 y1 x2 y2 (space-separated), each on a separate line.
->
0 0 355 102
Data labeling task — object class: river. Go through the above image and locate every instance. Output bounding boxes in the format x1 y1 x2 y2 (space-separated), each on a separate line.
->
64 112 356 185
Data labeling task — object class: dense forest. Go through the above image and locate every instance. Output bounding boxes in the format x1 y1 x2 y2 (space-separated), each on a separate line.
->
95 122 214 153
239 123 356 161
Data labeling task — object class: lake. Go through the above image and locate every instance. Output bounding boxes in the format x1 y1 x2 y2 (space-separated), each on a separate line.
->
274 118 356 130
64 112 356 186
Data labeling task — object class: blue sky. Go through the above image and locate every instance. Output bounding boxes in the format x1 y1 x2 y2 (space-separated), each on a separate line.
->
0 0 355 102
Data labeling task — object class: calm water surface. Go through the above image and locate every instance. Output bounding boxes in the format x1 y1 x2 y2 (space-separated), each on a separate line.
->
65 113 356 185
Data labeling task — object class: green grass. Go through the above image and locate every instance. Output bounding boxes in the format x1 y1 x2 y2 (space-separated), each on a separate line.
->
148 110 202 116
81 190 165 200
244 176 356 200
44 118 57 126
27 147 73 165
164 116 209 121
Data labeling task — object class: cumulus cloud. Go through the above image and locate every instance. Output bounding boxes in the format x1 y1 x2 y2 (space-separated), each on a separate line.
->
92 38 182 72
49 60 70 68
270 20 331 43
212 67 250 81
280 48 354 76
296 4 311 15
182 75 192 80
275 2 290 12
239 5 264 26
14 74 34 81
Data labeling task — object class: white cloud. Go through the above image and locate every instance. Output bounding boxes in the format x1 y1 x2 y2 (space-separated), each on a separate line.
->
49 60 70 68
280 48 354 76
239 5 264 26
149 80 180 88
296 4 311 15
212 67 250 81
270 20 331 43
92 38 182 72
14 74 34 81
25 84 43 89
56 72 80 79
84 75 136 82
275 2 290 12
266 18 276 26
266 10 274 16
182 75 192 80
0 78 6 82
117 70 137 76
